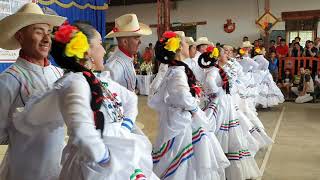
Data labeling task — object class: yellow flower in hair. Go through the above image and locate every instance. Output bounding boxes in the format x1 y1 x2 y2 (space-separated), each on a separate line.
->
239 48 245 55
210 47 219 58
65 32 89 59
255 48 261 54
164 37 181 53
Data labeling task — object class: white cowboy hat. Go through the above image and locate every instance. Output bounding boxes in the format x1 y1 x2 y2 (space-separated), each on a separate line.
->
0 3 66 50
106 14 152 38
195 37 211 46
241 41 254 48
185 37 195 46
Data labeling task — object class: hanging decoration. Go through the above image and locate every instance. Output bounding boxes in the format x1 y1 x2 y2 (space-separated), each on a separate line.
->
224 19 235 33
256 11 278 32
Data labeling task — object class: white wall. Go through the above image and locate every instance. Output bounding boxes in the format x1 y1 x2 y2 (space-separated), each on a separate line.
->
106 0 320 48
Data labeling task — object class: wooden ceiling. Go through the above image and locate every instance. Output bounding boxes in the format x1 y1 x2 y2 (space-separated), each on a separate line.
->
109 0 181 6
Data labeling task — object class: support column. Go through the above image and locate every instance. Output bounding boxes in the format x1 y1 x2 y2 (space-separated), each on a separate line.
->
264 0 270 51
163 0 170 31
157 0 171 39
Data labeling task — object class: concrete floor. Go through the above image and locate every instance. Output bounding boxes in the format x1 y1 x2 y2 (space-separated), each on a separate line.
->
136 96 320 180
0 96 319 179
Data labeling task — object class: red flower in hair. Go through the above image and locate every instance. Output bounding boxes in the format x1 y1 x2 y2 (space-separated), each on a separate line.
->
206 45 214 53
192 84 202 97
163 31 177 39
62 20 69 26
55 25 78 44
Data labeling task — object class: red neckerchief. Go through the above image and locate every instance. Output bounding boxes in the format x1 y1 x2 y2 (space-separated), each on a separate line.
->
19 51 50 67
118 46 133 58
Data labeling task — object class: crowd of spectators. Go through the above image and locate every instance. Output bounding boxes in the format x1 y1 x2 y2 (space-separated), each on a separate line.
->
245 35 320 103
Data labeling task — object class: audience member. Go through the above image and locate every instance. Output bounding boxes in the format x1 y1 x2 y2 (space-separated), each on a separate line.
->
294 67 314 103
258 38 264 48
276 39 289 58
243 36 249 42
142 47 153 62
303 41 318 77
289 42 303 57
294 37 301 43
269 51 279 81
269 40 276 53
278 69 293 99
303 41 318 57
276 35 283 46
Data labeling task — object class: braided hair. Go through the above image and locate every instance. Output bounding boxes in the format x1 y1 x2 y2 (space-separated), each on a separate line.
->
155 32 198 97
198 47 230 94
50 22 105 137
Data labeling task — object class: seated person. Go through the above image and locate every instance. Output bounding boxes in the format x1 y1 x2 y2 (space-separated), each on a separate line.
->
279 69 293 99
292 67 305 96
294 67 315 103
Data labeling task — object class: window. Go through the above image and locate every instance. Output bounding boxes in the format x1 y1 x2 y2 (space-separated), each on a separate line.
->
288 30 314 47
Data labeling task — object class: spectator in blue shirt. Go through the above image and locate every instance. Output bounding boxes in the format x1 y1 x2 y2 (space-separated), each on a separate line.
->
269 51 279 81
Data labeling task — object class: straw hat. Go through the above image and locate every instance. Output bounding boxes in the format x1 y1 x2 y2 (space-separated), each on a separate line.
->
106 14 152 38
0 3 66 50
195 37 211 46
185 37 195 46
241 41 254 48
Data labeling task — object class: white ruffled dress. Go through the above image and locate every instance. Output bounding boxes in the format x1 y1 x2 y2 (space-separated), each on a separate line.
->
252 55 284 108
148 66 230 180
202 66 261 180
13 72 159 180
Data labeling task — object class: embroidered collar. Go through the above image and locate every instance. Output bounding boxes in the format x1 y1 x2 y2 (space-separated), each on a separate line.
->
19 50 50 67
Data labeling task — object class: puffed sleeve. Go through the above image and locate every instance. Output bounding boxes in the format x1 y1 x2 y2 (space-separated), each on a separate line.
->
165 68 198 112
59 75 107 163
263 57 270 70
0 74 19 144
149 63 168 96
250 59 259 71
205 69 220 95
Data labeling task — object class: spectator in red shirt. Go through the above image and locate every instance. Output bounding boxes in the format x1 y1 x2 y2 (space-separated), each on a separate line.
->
142 47 152 62
276 39 289 58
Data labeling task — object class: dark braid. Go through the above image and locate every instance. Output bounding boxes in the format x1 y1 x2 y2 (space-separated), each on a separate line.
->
155 37 198 97
50 23 105 137
198 51 230 94
213 64 230 94
168 60 198 97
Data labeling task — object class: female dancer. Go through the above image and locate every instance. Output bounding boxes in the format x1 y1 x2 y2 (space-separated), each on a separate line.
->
199 46 261 180
252 48 284 108
149 31 229 180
